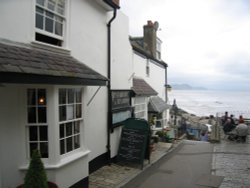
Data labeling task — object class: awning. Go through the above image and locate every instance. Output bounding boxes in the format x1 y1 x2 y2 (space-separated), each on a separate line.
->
0 41 108 85
131 77 158 96
148 96 170 113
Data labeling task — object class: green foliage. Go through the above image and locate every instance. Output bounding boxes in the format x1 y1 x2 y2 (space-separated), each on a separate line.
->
24 150 48 188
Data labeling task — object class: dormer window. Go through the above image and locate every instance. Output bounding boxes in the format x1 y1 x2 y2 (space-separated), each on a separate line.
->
35 0 66 46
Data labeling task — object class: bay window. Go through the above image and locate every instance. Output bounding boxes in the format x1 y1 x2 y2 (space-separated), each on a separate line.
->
59 88 82 155
27 89 48 158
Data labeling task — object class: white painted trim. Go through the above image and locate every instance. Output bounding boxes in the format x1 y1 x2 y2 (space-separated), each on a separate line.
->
19 149 90 170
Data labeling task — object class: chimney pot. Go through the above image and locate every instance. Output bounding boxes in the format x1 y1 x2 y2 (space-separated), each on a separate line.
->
147 20 153 26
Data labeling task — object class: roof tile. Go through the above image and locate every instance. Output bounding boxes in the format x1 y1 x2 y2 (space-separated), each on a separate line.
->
0 42 107 82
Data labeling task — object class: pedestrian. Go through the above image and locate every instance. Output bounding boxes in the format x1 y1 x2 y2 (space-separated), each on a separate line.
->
238 115 244 124
234 117 248 143
200 131 208 142
230 114 236 126
223 117 235 134
221 111 228 126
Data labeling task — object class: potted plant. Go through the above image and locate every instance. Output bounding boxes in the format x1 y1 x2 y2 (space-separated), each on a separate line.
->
17 150 58 188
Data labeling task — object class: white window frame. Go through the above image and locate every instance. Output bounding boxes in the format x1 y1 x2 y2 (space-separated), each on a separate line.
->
26 88 49 159
58 88 83 156
34 0 67 46
133 96 147 120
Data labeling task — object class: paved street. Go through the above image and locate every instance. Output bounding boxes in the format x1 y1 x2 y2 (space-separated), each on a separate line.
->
90 135 250 188
121 140 215 188
212 137 250 188
122 137 250 188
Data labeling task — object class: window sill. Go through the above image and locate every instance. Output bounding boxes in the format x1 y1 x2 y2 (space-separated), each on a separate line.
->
31 41 71 55
19 150 90 170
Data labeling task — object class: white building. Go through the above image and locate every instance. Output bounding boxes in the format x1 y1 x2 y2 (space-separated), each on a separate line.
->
0 0 133 187
0 1 170 188
130 21 170 128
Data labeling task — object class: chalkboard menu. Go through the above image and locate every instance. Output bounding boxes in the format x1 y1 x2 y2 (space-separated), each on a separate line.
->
117 118 150 169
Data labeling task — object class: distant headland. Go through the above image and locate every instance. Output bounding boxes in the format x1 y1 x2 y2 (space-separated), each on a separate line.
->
171 84 207 90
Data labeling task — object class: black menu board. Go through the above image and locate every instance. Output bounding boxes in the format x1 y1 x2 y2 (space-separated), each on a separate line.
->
117 118 150 169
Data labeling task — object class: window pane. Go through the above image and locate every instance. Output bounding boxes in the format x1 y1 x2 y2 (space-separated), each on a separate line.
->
38 89 46 105
36 14 44 30
47 1 55 11
74 135 80 149
58 0 65 7
27 89 36 105
29 126 38 141
66 137 73 152
76 104 81 118
66 105 74 120
68 89 74 104
59 106 66 121
38 107 47 123
46 11 54 18
45 17 53 33
75 89 82 103
66 123 72 136
59 89 67 104
40 142 49 158
30 143 38 157
36 6 44 14
57 6 64 15
28 107 36 123
60 139 65 154
60 124 64 138
74 121 80 134
36 0 45 6
55 22 63 36
39 126 48 141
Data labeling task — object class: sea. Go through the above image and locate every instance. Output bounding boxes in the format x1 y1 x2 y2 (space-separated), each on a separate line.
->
168 90 250 118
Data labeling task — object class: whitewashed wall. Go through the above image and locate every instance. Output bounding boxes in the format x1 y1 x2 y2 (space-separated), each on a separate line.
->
132 50 169 127
146 61 166 100
110 11 133 158
111 11 133 90
133 53 166 100
0 0 34 43
0 85 24 188
0 0 135 187
69 0 108 76
69 0 109 163
0 0 112 187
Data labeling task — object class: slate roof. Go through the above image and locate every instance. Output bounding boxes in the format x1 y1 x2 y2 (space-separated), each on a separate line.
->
0 41 107 85
148 96 170 113
130 37 168 68
132 78 158 96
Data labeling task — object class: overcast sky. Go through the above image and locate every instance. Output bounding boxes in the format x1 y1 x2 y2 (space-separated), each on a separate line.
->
120 0 250 90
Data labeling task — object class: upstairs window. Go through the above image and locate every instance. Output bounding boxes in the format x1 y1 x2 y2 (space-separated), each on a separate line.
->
35 0 66 46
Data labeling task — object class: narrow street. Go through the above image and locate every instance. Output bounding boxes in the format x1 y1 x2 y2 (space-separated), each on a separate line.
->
121 138 250 188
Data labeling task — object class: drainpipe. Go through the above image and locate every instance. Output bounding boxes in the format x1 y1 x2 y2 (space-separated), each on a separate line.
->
107 8 117 164
164 65 168 102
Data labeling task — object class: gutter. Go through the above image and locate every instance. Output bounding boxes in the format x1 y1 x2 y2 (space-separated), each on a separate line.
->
107 8 117 164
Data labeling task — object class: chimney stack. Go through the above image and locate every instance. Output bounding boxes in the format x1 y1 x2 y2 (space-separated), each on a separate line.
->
112 0 120 7
143 20 159 58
